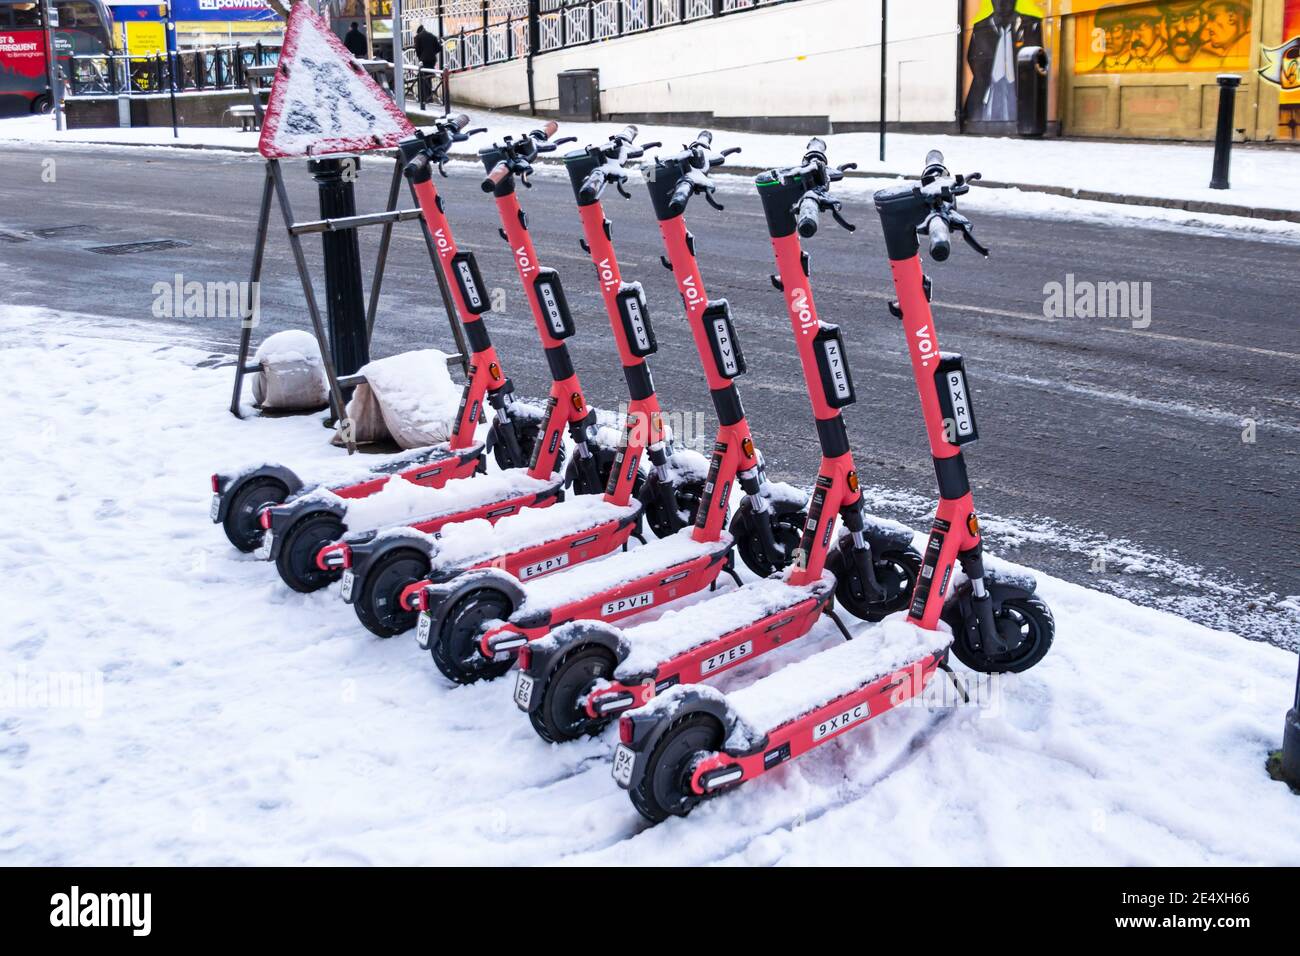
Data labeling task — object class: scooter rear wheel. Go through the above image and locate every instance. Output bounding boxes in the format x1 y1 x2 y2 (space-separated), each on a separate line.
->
828 547 922 622
429 588 517 684
729 498 807 578
629 713 724 824
275 513 345 593
529 645 618 743
943 589 1054 674
222 477 289 552
353 549 428 637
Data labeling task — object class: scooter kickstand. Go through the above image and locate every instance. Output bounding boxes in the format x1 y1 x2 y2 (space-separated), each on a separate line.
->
938 658 971 704
825 607 854 642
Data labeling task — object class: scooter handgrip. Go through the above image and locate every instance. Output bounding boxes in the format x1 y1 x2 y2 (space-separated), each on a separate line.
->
450 113 471 131
540 120 559 140
924 148 945 169
928 217 951 261
695 130 713 149
796 196 820 238
806 136 828 154
578 168 606 202
404 151 431 181
482 161 511 192
667 178 694 216
616 124 638 144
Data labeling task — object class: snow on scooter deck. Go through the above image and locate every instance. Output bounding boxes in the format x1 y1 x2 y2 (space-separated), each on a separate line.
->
510 526 733 617
613 573 836 681
720 618 951 747
323 469 563 533
393 494 645 573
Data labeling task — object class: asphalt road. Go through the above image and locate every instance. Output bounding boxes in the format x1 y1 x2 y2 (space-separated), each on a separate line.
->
5 142 1298 648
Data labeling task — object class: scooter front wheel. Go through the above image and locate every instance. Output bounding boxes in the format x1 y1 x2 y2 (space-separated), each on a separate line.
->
628 713 724 824
529 645 617 743
943 589 1054 674
353 549 428 637
828 547 922 622
222 477 289 552
729 498 807 578
429 589 517 684
640 473 704 539
275 513 345 593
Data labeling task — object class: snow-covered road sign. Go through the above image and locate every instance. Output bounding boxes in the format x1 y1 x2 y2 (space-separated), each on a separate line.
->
258 4 415 159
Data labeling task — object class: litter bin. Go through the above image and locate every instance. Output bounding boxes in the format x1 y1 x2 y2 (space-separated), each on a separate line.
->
558 68 600 122
1016 46 1049 137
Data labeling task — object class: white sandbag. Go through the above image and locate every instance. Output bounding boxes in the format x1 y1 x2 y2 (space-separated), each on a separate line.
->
344 349 461 449
252 330 330 412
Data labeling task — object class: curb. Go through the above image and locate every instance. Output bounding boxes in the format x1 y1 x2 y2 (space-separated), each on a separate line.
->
16 135 1300 224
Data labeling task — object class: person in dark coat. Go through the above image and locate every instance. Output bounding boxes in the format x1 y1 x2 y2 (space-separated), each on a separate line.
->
343 22 368 59
963 0 1043 122
414 25 443 105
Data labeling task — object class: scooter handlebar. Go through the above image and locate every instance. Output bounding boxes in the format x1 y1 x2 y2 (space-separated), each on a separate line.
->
404 151 431 181
928 216 951 261
667 178 694 216
482 161 511 192
796 195 821 238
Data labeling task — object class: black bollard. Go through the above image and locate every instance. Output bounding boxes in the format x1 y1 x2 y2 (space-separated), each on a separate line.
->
1208 74 1240 190
308 156 370 405
1280 657 1300 787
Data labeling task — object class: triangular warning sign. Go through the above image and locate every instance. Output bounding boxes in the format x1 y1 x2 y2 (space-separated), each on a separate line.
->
258 4 416 159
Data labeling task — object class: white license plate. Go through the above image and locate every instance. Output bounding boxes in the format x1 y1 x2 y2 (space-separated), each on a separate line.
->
612 743 636 788
209 493 221 521
340 569 354 602
513 672 535 711
415 611 432 649
254 529 273 560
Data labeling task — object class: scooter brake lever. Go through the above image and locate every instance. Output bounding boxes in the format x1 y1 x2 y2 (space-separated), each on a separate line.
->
837 162 858 173
831 208 856 232
437 158 448 177
554 136 577 145
721 146 742 157
616 181 632 200
960 227 990 257
704 192 724 211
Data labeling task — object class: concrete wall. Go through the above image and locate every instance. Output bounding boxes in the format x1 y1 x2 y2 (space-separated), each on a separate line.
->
447 0 961 131
66 90 253 129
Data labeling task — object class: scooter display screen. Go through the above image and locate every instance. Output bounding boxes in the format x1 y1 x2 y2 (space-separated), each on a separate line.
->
703 300 746 379
451 251 490 315
616 287 657 357
533 269 575 339
814 325 855 408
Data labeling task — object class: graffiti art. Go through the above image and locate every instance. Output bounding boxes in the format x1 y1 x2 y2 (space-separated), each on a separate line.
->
1074 0 1252 74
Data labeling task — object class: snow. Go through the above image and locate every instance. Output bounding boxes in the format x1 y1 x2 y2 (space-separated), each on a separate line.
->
424 496 643 573
515 526 730 616
6 104 1298 240
4 308 1299 865
253 328 323 366
615 572 832 680
306 468 560 533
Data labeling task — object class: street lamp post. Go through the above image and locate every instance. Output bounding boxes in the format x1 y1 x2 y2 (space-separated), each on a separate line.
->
43 0 63 130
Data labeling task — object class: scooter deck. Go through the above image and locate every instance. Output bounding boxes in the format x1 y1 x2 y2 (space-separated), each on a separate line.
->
336 469 564 537
614 573 835 683
722 619 951 748
419 495 645 576
513 527 732 618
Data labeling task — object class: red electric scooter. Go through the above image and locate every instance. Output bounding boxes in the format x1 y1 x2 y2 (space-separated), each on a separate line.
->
225 115 591 594
209 116 533 561
517 141 922 798
334 125 704 670
612 148 1054 822
455 130 821 739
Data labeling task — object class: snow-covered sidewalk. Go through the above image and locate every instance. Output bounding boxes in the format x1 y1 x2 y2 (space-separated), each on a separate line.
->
3 304 1297 866
5 109 1298 219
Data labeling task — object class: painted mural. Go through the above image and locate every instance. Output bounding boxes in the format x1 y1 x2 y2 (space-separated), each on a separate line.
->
1261 0 1300 138
1073 0 1252 74
962 0 1046 123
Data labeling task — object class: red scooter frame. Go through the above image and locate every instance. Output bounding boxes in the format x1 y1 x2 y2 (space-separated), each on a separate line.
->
523 141 918 750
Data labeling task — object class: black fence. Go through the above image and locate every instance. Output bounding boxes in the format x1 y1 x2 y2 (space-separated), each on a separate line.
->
440 0 792 72
68 44 281 97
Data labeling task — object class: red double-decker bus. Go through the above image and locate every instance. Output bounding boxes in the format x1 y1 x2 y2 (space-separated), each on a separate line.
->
0 0 115 114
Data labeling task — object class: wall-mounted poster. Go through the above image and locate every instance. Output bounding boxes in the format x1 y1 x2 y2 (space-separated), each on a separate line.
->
1073 0 1252 74
962 0 1046 123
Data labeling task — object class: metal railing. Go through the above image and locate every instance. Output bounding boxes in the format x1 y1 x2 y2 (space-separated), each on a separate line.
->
436 0 790 72
68 43 281 97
